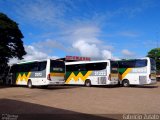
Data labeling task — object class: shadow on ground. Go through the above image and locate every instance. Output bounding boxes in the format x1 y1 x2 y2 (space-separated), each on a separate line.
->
0 99 118 120
0 85 12 89
94 85 121 88
0 85 81 90
129 85 159 89
40 85 81 90
93 84 159 89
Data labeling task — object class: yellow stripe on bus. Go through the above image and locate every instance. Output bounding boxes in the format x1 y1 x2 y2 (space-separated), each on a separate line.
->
50 73 65 77
119 68 132 80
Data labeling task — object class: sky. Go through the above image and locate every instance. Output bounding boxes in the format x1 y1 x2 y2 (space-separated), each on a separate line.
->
0 0 160 62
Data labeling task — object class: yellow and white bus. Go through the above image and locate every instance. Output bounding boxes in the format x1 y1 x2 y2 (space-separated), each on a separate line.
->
65 60 119 86
118 57 157 87
6 59 65 88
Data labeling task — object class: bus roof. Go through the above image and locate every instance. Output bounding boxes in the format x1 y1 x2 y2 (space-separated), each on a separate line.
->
10 58 63 65
117 57 150 61
65 60 115 65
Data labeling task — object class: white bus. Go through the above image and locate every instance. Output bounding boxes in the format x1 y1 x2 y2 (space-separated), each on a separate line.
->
6 59 65 88
65 60 119 86
118 57 157 87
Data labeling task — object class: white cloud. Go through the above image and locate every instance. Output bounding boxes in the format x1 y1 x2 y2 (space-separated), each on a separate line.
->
102 50 112 59
69 25 114 59
7 1 119 60
118 31 139 37
73 40 100 58
9 45 59 64
33 39 66 51
72 26 101 39
73 40 113 60
8 58 19 65
23 45 49 61
28 24 115 60
13 0 69 27
122 49 135 57
70 25 113 59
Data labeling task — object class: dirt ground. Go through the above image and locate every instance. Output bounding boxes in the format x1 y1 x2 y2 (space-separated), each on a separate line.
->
0 82 160 120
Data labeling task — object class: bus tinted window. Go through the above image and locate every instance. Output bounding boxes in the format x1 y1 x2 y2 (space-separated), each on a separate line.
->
66 62 107 71
17 62 46 72
30 63 38 71
135 60 147 67
50 60 65 72
86 62 107 70
39 61 47 71
119 60 147 68
111 61 118 73
66 65 78 71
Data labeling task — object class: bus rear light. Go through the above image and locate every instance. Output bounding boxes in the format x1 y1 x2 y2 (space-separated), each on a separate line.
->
47 74 51 80
108 74 111 81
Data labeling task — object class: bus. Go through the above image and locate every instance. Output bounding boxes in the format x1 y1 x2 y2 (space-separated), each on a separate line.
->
117 57 157 87
6 59 65 88
65 60 119 86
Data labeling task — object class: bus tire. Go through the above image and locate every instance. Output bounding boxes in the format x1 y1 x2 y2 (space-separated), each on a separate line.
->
122 79 130 87
85 80 91 87
27 80 33 88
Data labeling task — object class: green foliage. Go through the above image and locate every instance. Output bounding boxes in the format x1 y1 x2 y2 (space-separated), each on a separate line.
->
0 13 26 74
147 48 160 71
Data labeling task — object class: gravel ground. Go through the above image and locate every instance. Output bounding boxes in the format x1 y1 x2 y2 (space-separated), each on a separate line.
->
0 82 160 120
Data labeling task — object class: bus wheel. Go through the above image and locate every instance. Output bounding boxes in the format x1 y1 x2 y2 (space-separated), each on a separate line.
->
122 80 130 87
85 80 91 87
27 80 33 88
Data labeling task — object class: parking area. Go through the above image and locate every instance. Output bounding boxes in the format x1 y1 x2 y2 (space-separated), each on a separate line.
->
0 82 160 120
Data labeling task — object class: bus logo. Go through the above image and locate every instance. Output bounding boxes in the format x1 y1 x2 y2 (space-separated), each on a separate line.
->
65 71 92 84
16 72 31 84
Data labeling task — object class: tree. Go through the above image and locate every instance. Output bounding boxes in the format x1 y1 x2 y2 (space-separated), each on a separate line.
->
0 13 26 78
147 48 160 71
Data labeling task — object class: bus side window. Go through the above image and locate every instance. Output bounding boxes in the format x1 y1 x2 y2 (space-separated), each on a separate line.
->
85 62 107 71
38 62 47 71
30 63 38 71
19 64 29 72
74 65 79 71
78 64 86 71
66 65 71 71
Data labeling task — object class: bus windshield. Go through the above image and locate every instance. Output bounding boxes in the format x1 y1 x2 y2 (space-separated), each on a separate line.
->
50 60 65 72
150 58 156 71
